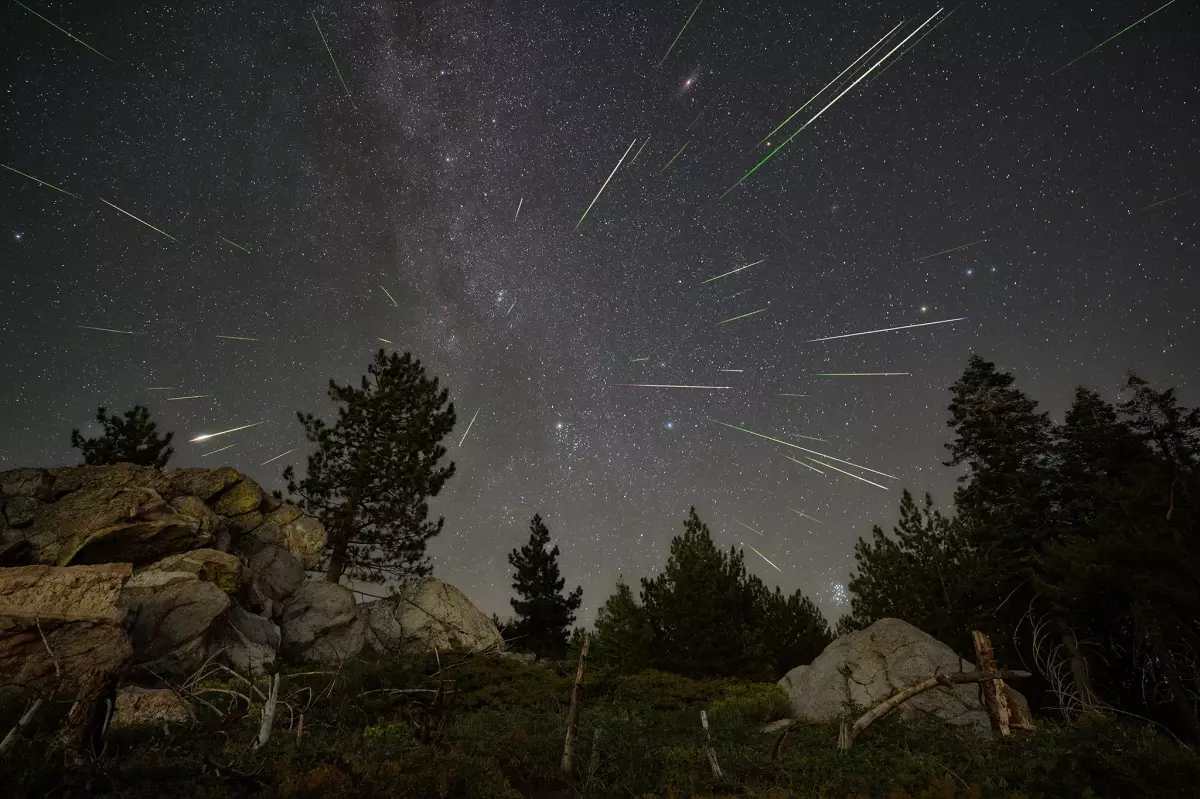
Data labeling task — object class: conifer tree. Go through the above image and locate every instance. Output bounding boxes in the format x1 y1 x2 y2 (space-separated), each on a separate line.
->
760 586 832 676
285 349 456 584
507 514 582 659
592 577 653 672
70 405 174 468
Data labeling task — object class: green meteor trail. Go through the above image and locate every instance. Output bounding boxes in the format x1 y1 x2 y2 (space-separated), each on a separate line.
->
743 541 782 572
380 286 398 307
722 8 944 198
806 456 889 490
662 142 689 172
1053 0 1180 75
12 0 113 62
707 417 898 479
218 235 250 253
312 11 355 108
658 0 703 67
2 163 79 198
757 21 905 148
716 308 767 326
809 317 966 342
577 139 637 228
99 198 177 241
215 335 259 341
77 325 138 335
699 258 765 285
783 454 825 474
190 421 264 443
202 444 237 458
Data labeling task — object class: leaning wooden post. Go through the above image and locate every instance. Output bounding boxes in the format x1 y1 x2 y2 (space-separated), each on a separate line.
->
972 630 1011 739
253 673 281 750
561 632 590 777
700 710 724 779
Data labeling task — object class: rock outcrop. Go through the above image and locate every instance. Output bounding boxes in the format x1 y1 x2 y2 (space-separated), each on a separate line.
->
280 581 365 662
362 577 504 654
124 578 231 678
141 548 241 594
112 685 194 727
778 618 1029 733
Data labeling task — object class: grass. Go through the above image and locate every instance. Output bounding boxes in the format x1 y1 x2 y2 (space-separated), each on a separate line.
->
3 650 1198 797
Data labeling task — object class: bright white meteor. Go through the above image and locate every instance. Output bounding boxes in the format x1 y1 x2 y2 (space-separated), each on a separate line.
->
808 317 966 342
734 519 764 536
699 258 766 285
618 383 732 390
743 541 782 572
788 508 824 524
807 456 889 490
783 454 825 474
709 418 898 480
577 139 637 228
190 422 264 443
459 407 482 446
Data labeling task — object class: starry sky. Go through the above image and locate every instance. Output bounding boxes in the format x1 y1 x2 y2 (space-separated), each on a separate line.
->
2 1 1196 625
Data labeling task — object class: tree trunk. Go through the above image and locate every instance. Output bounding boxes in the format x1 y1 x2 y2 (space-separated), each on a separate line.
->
324 548 346 583
972 630 1011 738
561 632 589 777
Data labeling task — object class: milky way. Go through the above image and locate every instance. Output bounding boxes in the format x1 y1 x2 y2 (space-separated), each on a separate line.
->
2 1 1196 623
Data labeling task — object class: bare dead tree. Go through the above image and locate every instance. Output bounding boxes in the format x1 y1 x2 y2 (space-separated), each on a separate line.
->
561 632 589 777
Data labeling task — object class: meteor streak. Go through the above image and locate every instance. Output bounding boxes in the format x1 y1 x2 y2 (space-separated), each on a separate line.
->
505 300 517 316
216 335 259 341
1054 0 1180 75
783 454 825 474
577 139 637 228
628 137 650 167
719 369 743 372
380 286 398 307
662 142 689 172
743 541 782 572
190 421 264 443
734 519 764 536
631 357 650 362
912 238 986 262
806 456 889 490
699 258 765 285
757 21 905 147
788 508 824 524
312 12 354 107
617 383 731 390
1 164 79 198
778 393 810 397
708 418 898 479
809 317 965 342
99 198 177 241
218 235 250 253
12 0 113 61
166 395 211 401
459 407 482 446
202 444 236 458
716 308 767 325
514 197 522 219
658 0 703 67
866 7 957 86
723 8 945 197
1139 188 1194 212
77 325 138 335
379 338 393 344
147 387 174 390
816 372 910 376
260 449 295 466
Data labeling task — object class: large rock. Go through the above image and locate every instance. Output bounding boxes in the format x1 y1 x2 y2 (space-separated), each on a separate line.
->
49 463 173 499
124 579 231 678
778 618 1027 734
280 581 363 663
221 604 280 674
241 504 326 569
4 496 43 528
245 545 303 617
0 563 134 692
212 478 263 517
166 466 242 501
24 484 209 566
112 686 194 728
141 549 241 594
362 577 503 654
0 467 55 500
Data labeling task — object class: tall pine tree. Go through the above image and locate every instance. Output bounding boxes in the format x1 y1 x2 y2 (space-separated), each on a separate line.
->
508 514 582 659
285 350 456 584
70 405 174 468
592 577 653 673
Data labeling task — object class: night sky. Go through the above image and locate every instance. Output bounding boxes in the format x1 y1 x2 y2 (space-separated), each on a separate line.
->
2 1 1196 625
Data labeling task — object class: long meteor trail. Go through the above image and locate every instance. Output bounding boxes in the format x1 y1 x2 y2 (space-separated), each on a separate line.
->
514 197 523 220
816 372 910 376
658 0 703 67
12 0 113 61
459 407 482 447
628 137 650 167
190 421 264 443
743 541 782 572
717 308 768 326
723 8 945 198
734 519 764 536
699 258 765 285
216 335 259 341
1053 0 1180 75
99 198 177 241
218 235 250 253
380 286 398 307
757 21 905 148
260 449 295 466
1139 188 1193 212
617 383 732 390
809 317 965 342
577 139 637 228
77 325 138 335
708 418 898 480
312 12 354 107
807 456 889 490
2 164 79 198
912 238 986 262
662 142 689 172
166 395 211 401
783 454 825 475
202 444 237 458
788 508 824 524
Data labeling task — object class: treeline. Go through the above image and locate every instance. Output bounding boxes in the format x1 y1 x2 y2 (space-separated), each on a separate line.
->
840 356 1200 742
501 509 830 682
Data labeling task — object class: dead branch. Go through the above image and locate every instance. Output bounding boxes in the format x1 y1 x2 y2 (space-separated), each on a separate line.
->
36 618 62 681
0 697 45 756
838 668 1031 750
253 674 280 750
700 709 724 779
973 630 1012 738
561 632 589 777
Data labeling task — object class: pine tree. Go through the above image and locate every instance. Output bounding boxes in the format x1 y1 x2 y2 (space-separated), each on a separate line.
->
760 587 832 675
70 405 174 468
845 490 974 648
285 350 456 584
507 514 582 659
592 577 653 673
